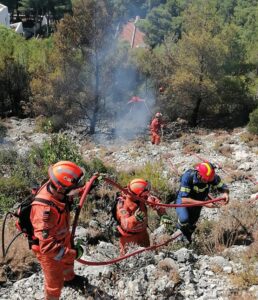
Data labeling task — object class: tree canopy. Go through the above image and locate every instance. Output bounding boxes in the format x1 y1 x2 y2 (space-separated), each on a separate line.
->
0 0 257 131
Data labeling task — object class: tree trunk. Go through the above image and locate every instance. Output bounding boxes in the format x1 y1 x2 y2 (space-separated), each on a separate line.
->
190 96 202 127
89 98 99 134
190 57 204 127
89 52 100 134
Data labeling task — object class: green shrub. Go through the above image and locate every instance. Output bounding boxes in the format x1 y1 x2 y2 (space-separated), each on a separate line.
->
29 133 85 173
35 115 66 133
117 161 172 201
35 116 52 133
0 194 16 215
0 134 88 213
85 157 115 175
0 175 29 214
0 149 18 167
248 108 258 134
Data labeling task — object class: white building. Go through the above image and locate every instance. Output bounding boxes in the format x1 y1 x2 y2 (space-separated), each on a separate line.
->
0 3 23 34
0 3 10 27
10 22 23 34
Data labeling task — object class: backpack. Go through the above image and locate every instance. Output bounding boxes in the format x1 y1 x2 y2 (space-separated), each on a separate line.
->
107 192 124 239
13 184 63 249
110 192 120 223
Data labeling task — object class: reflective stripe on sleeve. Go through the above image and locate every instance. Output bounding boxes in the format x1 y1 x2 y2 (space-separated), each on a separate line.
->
193 185 208 193
180 187 191 193
214 181 224 189
54 247 65 261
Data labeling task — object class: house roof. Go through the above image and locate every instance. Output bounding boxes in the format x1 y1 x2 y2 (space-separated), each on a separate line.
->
120 18 145 48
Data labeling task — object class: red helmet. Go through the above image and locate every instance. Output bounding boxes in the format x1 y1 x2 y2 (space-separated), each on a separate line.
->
48 161 85 191
128 178 151 196
155 112 162 118
195 162 215 182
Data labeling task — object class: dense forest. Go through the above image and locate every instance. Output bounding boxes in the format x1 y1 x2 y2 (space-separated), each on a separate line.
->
1 0 258 133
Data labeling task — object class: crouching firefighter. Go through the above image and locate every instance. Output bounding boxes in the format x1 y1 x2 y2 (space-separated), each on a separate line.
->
175 162 230 243
114 178 173 255
30 161 88 300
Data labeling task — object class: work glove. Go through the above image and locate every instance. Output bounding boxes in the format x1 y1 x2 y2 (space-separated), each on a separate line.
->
134 208 145 222
112 225 121 238
74 239 84 259
222 192 229 204
160 215 174 233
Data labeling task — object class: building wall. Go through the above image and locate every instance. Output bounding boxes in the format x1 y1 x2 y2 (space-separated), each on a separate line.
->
0 4 10 27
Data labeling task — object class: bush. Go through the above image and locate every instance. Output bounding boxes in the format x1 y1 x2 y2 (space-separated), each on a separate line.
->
29 133 85 174
0 194 16 215
0 174 29 215
195 202 256 255
0 149 18 168
117 161 172 202
248 108 258 134
35 115 66 133
0 134 88 213
85 158 112 174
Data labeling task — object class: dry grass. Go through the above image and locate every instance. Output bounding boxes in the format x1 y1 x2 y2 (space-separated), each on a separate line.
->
157 258 181 284
223 170 250 184
225 228 258 295
217 145 232 157
79 197 97 226
195 201 257 255
0 220 37 283
213 136 229 151
239 132 258 147
223 160 238 171
182 143 202 154
229 266 258 289
229 291 256 300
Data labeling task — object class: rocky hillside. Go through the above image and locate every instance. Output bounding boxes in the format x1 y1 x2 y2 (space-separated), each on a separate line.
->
0 117 258 300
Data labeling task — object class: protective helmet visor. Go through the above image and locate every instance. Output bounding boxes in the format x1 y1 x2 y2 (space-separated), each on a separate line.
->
74 167 86 188
142 181 151 193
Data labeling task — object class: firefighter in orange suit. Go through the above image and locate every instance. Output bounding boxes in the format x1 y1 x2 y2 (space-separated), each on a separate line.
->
150 112 164 145
30 161 86 300
116 178 173 255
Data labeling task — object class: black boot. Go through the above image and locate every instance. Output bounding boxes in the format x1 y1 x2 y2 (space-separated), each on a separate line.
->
64 274 88 293
177 223 194 244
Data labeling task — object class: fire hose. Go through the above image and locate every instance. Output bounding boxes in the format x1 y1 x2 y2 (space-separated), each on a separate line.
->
77 231 182 266
71 175 226 266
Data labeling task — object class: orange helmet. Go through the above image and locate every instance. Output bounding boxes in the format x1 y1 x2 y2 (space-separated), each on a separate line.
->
128 178 151 196
155 112 162 118
195 162 215 182
48 161 85 191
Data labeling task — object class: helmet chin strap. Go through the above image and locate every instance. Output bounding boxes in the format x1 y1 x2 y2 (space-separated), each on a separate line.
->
49 183 67 200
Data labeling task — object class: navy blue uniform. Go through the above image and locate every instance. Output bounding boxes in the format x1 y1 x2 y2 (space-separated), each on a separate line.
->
176 169 228 241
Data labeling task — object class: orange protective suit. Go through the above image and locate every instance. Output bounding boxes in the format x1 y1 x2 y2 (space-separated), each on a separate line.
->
30 184 77 300
150 117 163 145
116 194 166 255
